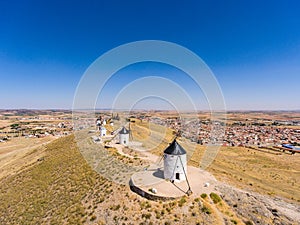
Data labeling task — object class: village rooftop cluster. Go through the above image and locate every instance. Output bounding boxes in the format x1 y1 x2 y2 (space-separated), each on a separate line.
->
141 112 300 148
1 110 300 150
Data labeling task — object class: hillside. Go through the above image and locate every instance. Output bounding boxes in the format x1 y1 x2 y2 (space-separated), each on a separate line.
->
0 132 299 224
0 135 229 224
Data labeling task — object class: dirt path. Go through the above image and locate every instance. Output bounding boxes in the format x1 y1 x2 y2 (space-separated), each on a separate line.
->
109 141 136 159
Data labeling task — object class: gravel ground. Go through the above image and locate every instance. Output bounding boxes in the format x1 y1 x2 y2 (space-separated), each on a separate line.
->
216 183 300 225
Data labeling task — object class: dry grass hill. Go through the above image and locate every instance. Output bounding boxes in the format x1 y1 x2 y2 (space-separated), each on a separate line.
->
0 119 299 224
0 135 228 224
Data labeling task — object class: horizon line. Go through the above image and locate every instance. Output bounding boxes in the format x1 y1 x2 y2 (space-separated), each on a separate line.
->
1 108 300 113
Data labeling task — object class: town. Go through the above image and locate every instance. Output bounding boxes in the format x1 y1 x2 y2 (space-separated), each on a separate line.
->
1 110 300 151
141 111 300 149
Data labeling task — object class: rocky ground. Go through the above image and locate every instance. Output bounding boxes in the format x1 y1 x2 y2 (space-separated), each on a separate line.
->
216 183 300 225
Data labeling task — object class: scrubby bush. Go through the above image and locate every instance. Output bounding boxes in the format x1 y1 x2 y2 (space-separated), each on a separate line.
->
210 192 222 204
245 221 253 225
231 219 237 224
178 197 187 207
201 193 207 199
201 206 211 214
90 215 96 221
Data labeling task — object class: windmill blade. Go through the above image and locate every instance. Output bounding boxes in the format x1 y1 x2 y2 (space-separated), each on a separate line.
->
129 119 133 141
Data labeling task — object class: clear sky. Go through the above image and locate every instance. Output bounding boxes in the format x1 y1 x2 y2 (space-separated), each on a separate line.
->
0 0 299 110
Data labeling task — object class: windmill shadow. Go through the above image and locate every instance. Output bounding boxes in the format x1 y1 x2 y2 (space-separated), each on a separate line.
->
153 168 164 179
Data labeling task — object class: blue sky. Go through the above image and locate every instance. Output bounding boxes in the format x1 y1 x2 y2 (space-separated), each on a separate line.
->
0 0 299 110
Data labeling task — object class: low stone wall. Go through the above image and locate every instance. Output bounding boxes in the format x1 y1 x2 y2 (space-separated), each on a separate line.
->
129 179 177 201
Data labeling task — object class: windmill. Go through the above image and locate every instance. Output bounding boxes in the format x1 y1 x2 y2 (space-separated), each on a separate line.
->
162 138 192 195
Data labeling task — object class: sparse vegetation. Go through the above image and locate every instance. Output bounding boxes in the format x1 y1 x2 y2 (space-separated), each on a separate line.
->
201 193 208 199
0 134 219 224
178 197 187 207
201 205 212 214
210 192 222 204
1 111 300 225
231 219 237 224
141 213 151 219
190 143 300 203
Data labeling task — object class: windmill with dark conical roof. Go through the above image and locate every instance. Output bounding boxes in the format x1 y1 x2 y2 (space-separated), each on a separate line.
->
163 138 192 195
119 126 129 146
164 139 187 181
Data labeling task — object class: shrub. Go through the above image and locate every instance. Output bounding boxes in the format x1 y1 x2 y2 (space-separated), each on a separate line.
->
113 204 120 211
145 201 151 209
210 192 222 204
231 219 237 224
144 213 151 219
201 206 211 214
90 215 96 221
178 197 187 207
245 221 253 225
201 193 207 199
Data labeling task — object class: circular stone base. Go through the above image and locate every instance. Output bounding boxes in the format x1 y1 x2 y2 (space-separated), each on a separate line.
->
130 164 217 200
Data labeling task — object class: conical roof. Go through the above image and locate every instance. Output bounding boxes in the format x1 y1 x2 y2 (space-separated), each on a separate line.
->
164 139 186 155
119 127 129 134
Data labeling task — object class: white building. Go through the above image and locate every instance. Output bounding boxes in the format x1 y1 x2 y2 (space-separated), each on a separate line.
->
100 126 106 137
163 139 187 182
119 127 129 146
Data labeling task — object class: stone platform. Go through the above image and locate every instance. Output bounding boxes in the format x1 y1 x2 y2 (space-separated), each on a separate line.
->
130 164 217 200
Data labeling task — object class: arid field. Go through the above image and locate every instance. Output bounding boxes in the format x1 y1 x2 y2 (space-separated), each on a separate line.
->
0 110 299 225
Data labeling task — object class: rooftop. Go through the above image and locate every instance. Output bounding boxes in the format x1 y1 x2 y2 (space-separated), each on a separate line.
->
119 127 129 134
164 139 187 155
